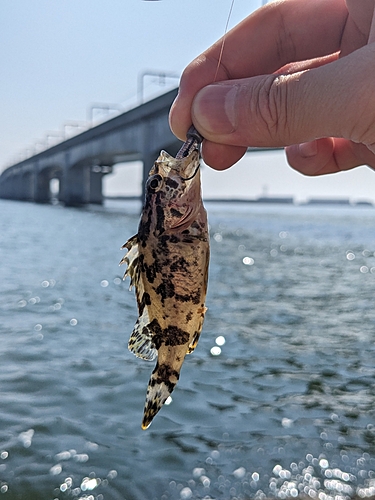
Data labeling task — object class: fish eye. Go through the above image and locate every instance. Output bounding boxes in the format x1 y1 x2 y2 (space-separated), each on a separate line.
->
147 174 163 192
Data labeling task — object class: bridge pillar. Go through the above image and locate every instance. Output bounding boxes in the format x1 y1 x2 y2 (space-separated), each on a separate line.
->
58 176 65 204
21 172 35 201
89 170 103 204
34 169 50 203
2 176 15 199
61 165 90 206
10 176 19 199
141 122 161 202
88 165 112 204
0 177 10 199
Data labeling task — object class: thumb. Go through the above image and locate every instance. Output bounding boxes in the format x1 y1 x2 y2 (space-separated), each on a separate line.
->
191 46 375 149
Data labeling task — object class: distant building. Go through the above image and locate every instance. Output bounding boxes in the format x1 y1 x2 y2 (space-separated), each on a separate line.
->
304 198 351 206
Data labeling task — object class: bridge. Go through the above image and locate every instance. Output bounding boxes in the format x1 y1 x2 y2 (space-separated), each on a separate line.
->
0 88 181 206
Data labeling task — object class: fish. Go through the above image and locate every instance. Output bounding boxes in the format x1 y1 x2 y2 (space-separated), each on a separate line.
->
120 126 210 429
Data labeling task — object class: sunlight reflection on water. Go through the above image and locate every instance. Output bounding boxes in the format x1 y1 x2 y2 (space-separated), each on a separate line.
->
1 200 375 499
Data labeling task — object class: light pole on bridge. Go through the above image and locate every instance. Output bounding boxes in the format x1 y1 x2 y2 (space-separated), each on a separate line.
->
87 103 123 127
137 70 180 104
63 121 88 139
45 132 64 147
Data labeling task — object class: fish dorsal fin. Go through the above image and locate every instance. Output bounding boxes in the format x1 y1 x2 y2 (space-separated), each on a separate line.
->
120 235 139 290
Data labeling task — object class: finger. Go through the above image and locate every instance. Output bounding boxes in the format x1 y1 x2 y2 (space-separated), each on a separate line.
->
170 52 341 142
202 52 336 169
189 45 375 150
200 142 247 170
347 0 375 45
274 52 339 75
169 0 348 140
369 2 375 44
285 138 375 176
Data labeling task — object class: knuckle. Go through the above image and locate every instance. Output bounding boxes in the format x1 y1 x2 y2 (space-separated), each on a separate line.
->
252 75 292 144
350 115 375 149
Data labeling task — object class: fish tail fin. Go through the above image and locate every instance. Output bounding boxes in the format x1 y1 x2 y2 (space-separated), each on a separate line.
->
141 363 180 430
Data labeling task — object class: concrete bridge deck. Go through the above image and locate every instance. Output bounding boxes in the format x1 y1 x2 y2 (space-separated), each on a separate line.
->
0 88 181 206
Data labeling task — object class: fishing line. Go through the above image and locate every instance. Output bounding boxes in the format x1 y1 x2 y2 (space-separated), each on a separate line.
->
213 0 236 83
144 0 236 149
179 0 236 153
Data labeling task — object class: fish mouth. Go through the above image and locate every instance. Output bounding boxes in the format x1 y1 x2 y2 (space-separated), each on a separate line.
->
155 150 199 179
179 163 200 182
174 148 201 181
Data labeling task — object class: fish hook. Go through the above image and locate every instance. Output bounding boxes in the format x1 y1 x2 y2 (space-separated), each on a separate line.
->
175 125 203 160
175 125 203 181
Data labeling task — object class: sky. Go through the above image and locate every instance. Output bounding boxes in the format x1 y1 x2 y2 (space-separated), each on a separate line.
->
1 0 375 203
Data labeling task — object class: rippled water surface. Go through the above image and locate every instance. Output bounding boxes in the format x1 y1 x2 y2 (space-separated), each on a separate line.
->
1 199 375 500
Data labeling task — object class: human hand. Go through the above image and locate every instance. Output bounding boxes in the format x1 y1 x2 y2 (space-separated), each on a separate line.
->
169 0 375 175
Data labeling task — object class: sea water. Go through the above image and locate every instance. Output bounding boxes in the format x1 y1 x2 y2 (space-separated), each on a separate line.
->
1 199 375 500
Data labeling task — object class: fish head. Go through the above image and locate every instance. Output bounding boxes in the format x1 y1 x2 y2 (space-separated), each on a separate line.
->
144 148 202 231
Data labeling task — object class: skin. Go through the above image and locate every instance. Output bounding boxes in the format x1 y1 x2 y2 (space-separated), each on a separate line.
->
169 0 375 176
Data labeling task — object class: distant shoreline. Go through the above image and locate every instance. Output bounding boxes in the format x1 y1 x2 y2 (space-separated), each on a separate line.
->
105 195 374 207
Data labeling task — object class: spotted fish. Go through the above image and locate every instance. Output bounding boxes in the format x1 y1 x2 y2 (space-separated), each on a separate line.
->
120 126 209 429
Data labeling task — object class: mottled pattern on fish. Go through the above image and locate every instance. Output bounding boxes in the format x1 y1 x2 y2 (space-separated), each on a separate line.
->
120 146 209 429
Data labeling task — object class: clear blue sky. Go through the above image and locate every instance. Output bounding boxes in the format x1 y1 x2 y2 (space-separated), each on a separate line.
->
1 0 375 203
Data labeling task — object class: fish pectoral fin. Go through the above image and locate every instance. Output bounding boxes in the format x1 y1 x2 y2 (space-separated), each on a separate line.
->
187 307 207 354
128 320 157 361
122 235 157 361
187 330 201 354
186 330 201 354
128 302 157 361
120 235 139 289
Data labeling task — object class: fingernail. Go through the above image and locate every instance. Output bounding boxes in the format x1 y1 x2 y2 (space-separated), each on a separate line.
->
299 140 318 158
192 84 238 135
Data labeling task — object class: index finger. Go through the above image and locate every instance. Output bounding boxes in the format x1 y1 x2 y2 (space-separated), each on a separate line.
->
170 0 348 140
